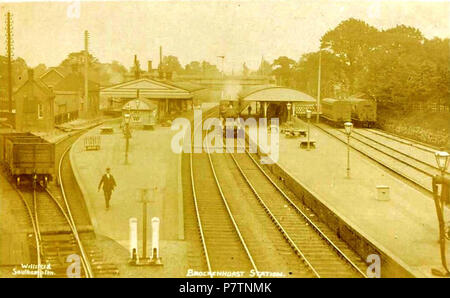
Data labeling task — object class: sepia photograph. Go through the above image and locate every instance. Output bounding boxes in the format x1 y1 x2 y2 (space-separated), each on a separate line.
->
0 0 448 284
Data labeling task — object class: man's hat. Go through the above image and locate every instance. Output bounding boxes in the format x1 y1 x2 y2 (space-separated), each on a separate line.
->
106 167 111 171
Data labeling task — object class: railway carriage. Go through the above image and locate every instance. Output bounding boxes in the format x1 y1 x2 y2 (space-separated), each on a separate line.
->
0 133 55 187
347 97 377 127
320 98 352 126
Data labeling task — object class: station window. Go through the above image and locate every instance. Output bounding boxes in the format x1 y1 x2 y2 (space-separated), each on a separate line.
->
37 103 44 119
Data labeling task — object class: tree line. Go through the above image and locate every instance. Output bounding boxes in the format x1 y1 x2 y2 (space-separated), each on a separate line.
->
264 18 449 107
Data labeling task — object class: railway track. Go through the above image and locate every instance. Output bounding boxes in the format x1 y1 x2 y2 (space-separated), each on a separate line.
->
350 129 447 176
190 110 366 277
10 139 118 278
229 138 366 278
365 128 442 153
313 122 436 195
359 129 446 165
190 109 258 277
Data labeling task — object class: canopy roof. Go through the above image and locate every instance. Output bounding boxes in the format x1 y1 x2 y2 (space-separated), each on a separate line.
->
239 86 316 103
101 78 193 99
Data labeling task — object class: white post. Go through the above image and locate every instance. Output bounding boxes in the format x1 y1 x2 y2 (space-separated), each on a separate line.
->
151 217 160 260
129 217 138 261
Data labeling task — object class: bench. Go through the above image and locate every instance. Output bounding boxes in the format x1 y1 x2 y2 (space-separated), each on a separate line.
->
299 139 316 149
100 127 114 134
284 128 307 138
143 124 155 130
84 136 101 151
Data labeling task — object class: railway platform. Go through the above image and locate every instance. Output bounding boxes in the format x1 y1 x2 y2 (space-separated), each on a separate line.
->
70 104 216 277
251 119 449 277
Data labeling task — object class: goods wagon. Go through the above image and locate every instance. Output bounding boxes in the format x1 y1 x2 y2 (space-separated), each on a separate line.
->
347 97 377 127
0 133 55 187
320 98 352 126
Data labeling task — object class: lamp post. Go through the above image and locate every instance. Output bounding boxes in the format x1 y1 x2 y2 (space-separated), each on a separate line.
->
344 122 353 178
431 150 450 277
124 113 131 164
306 109 312 151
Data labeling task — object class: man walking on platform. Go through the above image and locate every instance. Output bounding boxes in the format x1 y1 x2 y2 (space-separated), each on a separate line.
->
98 167 116 210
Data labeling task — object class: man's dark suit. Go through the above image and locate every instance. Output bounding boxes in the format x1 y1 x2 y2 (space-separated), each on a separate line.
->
98 174 117 208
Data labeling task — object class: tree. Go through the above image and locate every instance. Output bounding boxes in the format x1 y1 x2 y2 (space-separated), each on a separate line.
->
59 51 99 71
201 61 220 77
185 61 202 75
272 56 295 86
293 51 347 98
161 55 184 75
321 18 380 94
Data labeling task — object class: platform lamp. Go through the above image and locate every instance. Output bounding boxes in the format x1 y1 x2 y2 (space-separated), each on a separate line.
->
431 150 450 277
344 122 353 178
124 113 131 164
306 109 312 151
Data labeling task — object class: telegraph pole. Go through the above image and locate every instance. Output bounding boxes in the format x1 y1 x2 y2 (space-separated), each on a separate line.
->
84 30 89 118
6 12 13 113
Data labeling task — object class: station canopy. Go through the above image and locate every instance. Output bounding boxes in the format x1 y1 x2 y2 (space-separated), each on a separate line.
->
239 85 316 103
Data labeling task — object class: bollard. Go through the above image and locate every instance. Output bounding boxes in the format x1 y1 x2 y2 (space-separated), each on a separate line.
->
129 218 138 262
151 217 162 265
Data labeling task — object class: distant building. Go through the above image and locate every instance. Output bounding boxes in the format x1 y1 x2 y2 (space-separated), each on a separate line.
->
122 98 157 128
39 67 66 88
53 65 100 119
14 69 55 132
100 78 202 121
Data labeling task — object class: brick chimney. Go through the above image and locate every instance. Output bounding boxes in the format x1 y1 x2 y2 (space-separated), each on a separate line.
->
148 60 152 72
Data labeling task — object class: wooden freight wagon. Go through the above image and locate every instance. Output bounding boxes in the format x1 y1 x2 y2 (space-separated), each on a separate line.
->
321 98 352 126
1 133 55 187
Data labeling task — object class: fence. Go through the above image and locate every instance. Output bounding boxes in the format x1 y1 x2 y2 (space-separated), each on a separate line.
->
389 102 450 113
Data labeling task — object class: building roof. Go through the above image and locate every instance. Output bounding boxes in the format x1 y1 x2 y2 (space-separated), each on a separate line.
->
14 77 55 98
122 98 157 111
164 81 206 92
100 78 193 99
39 68 65 80
239 86 316 103
54 72 100 92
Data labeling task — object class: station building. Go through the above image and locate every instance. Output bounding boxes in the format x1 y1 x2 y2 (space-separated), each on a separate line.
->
14 69 55 132
99 78 206 121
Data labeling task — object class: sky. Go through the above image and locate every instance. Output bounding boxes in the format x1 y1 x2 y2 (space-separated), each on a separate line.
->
1 0 449 72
